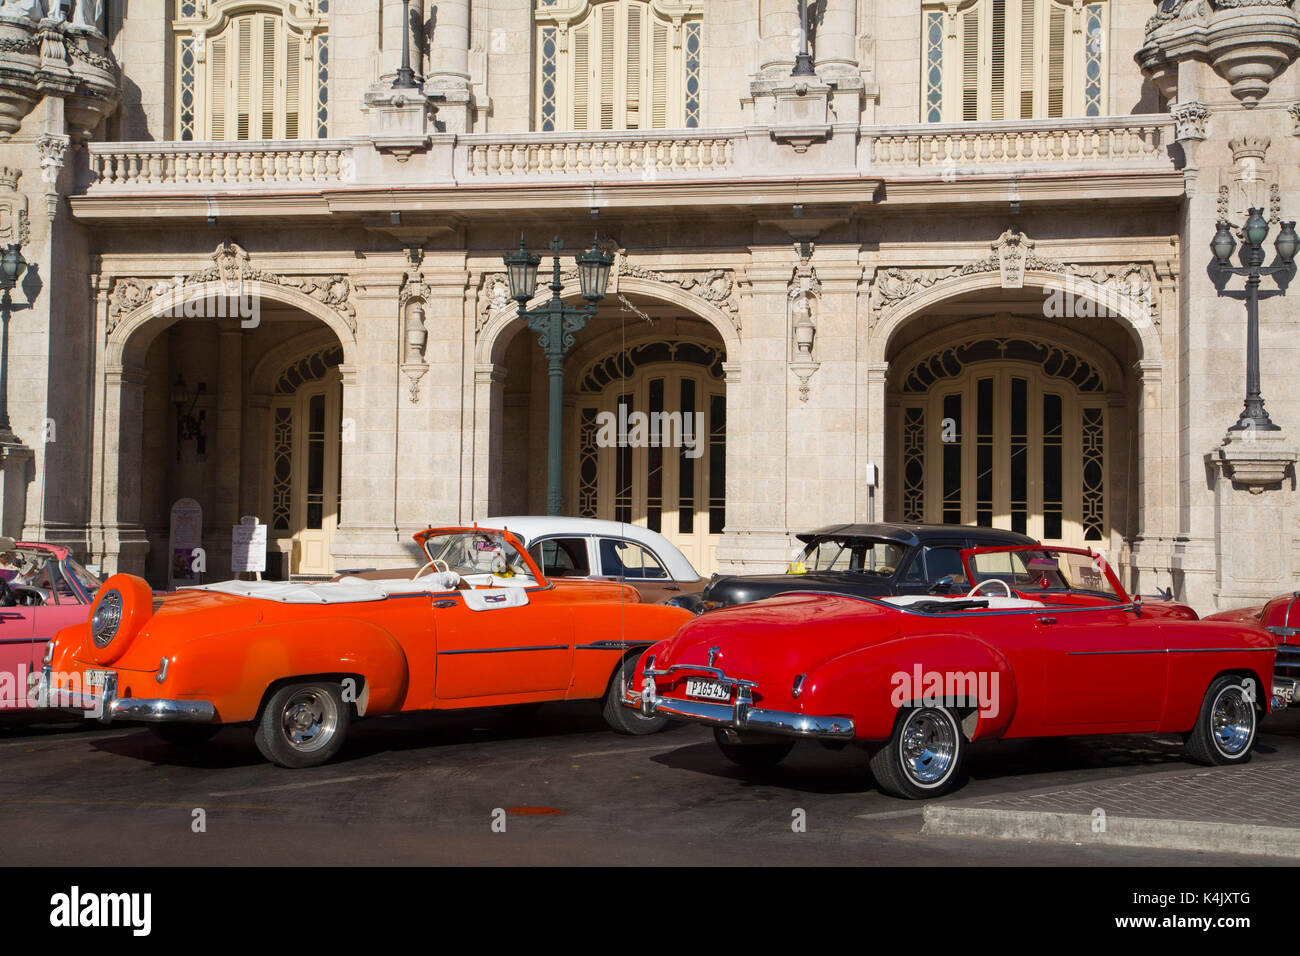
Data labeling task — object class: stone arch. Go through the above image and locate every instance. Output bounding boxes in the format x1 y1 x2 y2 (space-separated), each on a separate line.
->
249 328 346 396
474 276 742 368
886 315 1128 407
868 270 1161 368
107 279 358 369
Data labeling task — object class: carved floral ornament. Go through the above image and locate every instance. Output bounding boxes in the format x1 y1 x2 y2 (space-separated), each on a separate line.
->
105 242 357 335
870 227 1162 331
475 248 742 337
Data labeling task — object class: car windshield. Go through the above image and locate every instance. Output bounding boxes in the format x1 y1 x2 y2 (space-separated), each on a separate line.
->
798 537 905 577
62 557 102 597
966 549 1122 600
421 531 531 577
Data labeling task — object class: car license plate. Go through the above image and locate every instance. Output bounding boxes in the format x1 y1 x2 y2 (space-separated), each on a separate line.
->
685 678 730 702
84 669 113 691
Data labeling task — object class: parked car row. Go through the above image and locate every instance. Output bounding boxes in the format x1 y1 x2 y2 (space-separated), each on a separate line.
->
16 519 1300 799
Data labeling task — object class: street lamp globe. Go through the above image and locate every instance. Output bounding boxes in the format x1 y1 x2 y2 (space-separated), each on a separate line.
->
503 235 540 305
575 237 613 303
1211 221 1237 266
1274 221 1299 266
0 244 25 290
1244 208 1269 248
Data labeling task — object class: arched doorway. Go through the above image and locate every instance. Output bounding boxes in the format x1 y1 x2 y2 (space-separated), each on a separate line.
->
263 344 344 576
572 338 726 571
109 286 353 586
886 319 1130 552
490 296 730 575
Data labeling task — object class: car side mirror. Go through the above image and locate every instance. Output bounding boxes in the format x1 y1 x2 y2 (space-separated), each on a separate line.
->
928 575 954 594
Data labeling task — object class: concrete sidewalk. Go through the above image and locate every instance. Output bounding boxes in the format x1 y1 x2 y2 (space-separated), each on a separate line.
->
921 758 1300 859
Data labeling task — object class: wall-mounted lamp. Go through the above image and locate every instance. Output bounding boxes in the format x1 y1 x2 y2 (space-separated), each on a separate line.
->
172 374 207 461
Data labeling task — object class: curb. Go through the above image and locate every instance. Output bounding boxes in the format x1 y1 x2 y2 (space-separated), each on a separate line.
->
922 806 1300 860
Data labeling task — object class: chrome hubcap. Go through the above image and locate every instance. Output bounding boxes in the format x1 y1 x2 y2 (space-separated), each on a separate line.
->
899 709 958 786
280 688 339 753
1210 685 1254 756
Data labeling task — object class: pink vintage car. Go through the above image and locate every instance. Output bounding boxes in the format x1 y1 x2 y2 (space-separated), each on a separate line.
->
0 540 101 711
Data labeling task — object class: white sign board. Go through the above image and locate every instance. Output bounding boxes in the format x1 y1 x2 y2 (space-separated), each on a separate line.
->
168 497 203 590
232 518 267 574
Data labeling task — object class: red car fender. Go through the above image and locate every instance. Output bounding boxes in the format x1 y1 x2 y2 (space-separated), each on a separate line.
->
800 633 1019 743
165 619 411 723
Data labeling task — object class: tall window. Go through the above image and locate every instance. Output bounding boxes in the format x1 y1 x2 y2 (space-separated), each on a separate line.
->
535 0 704 132
922 0 1107 123
174 0 329 141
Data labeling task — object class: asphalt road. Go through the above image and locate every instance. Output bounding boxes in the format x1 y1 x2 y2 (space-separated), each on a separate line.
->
1 703 1296 866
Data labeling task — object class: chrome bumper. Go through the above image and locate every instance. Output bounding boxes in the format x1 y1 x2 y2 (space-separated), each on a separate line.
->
36 665 217 724
622 659 855 741
1273 676 1297 711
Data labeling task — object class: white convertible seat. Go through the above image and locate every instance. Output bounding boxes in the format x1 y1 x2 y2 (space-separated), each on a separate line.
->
460 587 530 611
882 594 1046 610
186 579 388 604
186 569 467 604
347 571 464 594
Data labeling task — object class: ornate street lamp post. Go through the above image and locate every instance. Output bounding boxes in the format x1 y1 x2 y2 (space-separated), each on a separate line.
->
792 0 816 77
503 235 613 515
1211 208 1298 432
392 0 418 89
0 243 26 441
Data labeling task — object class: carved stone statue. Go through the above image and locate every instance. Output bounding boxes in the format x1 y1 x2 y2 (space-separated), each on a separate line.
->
70 0 102 29
0 0 45 21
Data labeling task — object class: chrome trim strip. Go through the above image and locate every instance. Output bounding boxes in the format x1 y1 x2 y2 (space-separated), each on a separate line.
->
437 644 570 655
1267 626 1300 638
575 639 654 650
1068 646 1275 656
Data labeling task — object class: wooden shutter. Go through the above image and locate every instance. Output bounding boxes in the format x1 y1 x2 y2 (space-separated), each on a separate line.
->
1047 3 1066 117
210 36 227 138
990 0 1005 120
651 18 668 128
961 9 979 122
236 16 252 139
1020 0 1036 117
286 35 301 139
625 2 642 128
598 3 616 129
572 25 590 130
261 15 277 138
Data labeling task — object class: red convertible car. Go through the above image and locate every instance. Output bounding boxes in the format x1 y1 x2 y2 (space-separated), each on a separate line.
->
1204 593 1299 705
624 546 1284 798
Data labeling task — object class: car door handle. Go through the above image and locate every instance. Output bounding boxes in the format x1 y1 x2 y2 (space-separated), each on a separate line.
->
433 600 457 609
1037 616 1057 625
664 584 680 592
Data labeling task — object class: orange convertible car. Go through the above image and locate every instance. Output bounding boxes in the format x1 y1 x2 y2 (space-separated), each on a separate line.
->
36 527 691 767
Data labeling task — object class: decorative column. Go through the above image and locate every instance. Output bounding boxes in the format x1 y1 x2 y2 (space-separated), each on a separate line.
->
814 0 857 78
757 0 797 77
426 0 473 132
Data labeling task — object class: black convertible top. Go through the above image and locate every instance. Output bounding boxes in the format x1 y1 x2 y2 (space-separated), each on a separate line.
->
793 523 1037 548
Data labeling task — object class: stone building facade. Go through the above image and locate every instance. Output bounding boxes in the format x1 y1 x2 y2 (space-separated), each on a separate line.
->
0 0 1296 612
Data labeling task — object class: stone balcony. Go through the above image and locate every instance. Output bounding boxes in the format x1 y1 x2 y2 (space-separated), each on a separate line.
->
71 114 1182 222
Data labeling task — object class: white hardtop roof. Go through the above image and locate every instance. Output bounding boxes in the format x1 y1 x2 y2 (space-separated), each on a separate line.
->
478 515 701 582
